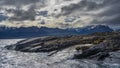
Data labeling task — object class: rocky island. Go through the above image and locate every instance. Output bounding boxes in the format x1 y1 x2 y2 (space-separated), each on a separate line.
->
5 31 120 61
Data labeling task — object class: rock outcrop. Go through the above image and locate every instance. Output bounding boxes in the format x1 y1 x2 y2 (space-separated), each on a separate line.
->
5 31 120 61
74 35 120 60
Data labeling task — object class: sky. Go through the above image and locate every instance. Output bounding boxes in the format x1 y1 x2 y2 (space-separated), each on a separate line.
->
0 0 120 29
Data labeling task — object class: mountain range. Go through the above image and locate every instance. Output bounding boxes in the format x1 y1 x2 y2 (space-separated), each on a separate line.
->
0 25 113 39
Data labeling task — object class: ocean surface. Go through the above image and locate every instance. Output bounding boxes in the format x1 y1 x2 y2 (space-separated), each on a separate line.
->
0 39 120 68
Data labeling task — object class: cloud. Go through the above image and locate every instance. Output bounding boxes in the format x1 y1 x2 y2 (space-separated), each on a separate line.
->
60 0 120 26
91 0 120 26
7 5 36 21
0 0 46 6
61 0 98 15
0 0 120 28
0 0 47 21
0 15 8 21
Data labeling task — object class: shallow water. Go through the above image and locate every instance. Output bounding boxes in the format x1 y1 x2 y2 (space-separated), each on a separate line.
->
0 39 120 68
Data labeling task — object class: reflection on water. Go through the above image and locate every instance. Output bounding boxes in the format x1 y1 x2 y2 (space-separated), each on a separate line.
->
0 39 120 68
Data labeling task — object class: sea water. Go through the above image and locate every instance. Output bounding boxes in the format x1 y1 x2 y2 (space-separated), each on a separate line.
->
0 39 120 68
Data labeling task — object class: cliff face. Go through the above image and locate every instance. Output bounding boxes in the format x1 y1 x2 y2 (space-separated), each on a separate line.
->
5 31 120 60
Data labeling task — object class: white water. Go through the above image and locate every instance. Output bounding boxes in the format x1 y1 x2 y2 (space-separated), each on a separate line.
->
0 39 120 68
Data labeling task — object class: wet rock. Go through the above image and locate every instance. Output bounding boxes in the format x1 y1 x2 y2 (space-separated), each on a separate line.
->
97 52 110 61
5 31 120 61
73 37 120 60
5 36 83 52
74 48 103 59
75 46 92 52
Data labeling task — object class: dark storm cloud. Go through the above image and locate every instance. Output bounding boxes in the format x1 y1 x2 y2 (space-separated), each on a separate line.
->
0 0 120 26
0 0 45 6
61 0 120 26
92 0 120 25
0 0 47 21
7 5 36 21
61 0 100 15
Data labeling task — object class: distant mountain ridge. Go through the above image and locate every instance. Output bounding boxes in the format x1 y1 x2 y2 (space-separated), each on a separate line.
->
0 25 113 38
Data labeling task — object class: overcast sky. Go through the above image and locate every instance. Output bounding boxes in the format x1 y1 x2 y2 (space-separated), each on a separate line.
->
0 0 120 29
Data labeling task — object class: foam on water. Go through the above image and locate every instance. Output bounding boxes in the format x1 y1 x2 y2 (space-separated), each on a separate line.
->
0 39 120 68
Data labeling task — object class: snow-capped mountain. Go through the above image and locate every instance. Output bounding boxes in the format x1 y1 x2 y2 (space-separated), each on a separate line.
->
74 25 113 34
0 25 113 38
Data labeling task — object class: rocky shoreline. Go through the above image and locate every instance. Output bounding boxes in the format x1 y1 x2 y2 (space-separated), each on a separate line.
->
5 31 120 61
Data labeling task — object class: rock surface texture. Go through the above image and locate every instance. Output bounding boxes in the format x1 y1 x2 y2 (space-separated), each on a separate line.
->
5 32 120 61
